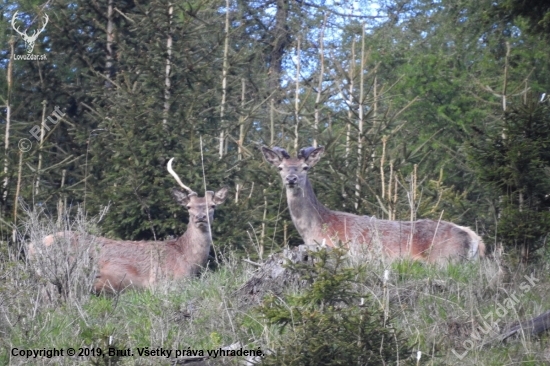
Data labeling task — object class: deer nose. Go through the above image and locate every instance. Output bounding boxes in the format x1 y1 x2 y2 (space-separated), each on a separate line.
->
286 175 298 185
196 214 207 221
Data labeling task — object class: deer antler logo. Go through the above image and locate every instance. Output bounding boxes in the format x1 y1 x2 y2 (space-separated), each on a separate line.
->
11 11 49 54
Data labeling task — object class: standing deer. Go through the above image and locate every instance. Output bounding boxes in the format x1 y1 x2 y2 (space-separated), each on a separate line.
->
32 158 228 293
262 146 484 263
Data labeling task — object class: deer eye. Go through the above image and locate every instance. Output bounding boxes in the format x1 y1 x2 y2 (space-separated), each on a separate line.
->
303 166 309 171
186 205 191 210
278 166 283 171
210 205 216 209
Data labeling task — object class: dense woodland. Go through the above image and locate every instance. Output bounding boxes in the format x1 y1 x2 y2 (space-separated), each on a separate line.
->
1 0 550 263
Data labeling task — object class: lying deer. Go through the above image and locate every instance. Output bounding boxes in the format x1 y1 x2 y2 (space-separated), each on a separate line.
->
262 146 484 263
31 158 228 293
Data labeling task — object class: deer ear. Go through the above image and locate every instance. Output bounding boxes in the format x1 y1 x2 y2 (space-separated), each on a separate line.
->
261 147 283 167
305 146 325 167
213 187 228 204
171 188 190 205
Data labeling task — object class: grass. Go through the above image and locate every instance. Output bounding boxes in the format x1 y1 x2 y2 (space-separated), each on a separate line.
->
1 210 550 365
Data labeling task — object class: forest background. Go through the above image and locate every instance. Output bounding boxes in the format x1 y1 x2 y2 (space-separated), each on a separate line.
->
2 0 550 263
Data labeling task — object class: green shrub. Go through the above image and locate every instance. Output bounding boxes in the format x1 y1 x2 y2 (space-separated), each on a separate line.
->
468 93 550 262
256 248 412 365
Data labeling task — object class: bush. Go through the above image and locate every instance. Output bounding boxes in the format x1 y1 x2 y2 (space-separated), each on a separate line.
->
256 248 412 365
468 93 550 262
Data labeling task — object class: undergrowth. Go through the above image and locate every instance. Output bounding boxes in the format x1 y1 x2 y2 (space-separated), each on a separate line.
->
1 210 549 365
257 248 412 365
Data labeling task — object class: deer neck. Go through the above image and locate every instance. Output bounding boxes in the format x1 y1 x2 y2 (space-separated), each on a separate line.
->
175 224 212 274
287 178 329 245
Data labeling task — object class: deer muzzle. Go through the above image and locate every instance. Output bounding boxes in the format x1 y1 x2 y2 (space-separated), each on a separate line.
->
286 175 298 186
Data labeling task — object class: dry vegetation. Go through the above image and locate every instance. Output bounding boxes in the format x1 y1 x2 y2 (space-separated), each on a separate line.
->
1 209 549 365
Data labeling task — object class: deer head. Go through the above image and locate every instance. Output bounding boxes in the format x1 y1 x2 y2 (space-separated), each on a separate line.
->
11 11 49 54
262 146 325 190
171 189 227 230
167 158 227 231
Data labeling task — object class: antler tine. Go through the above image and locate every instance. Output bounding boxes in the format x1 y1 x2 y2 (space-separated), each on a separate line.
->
39 13 48 33
298 146 317 159
167 158 196 194
28 13 48 40
272 146 291 159
11 11 25 37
